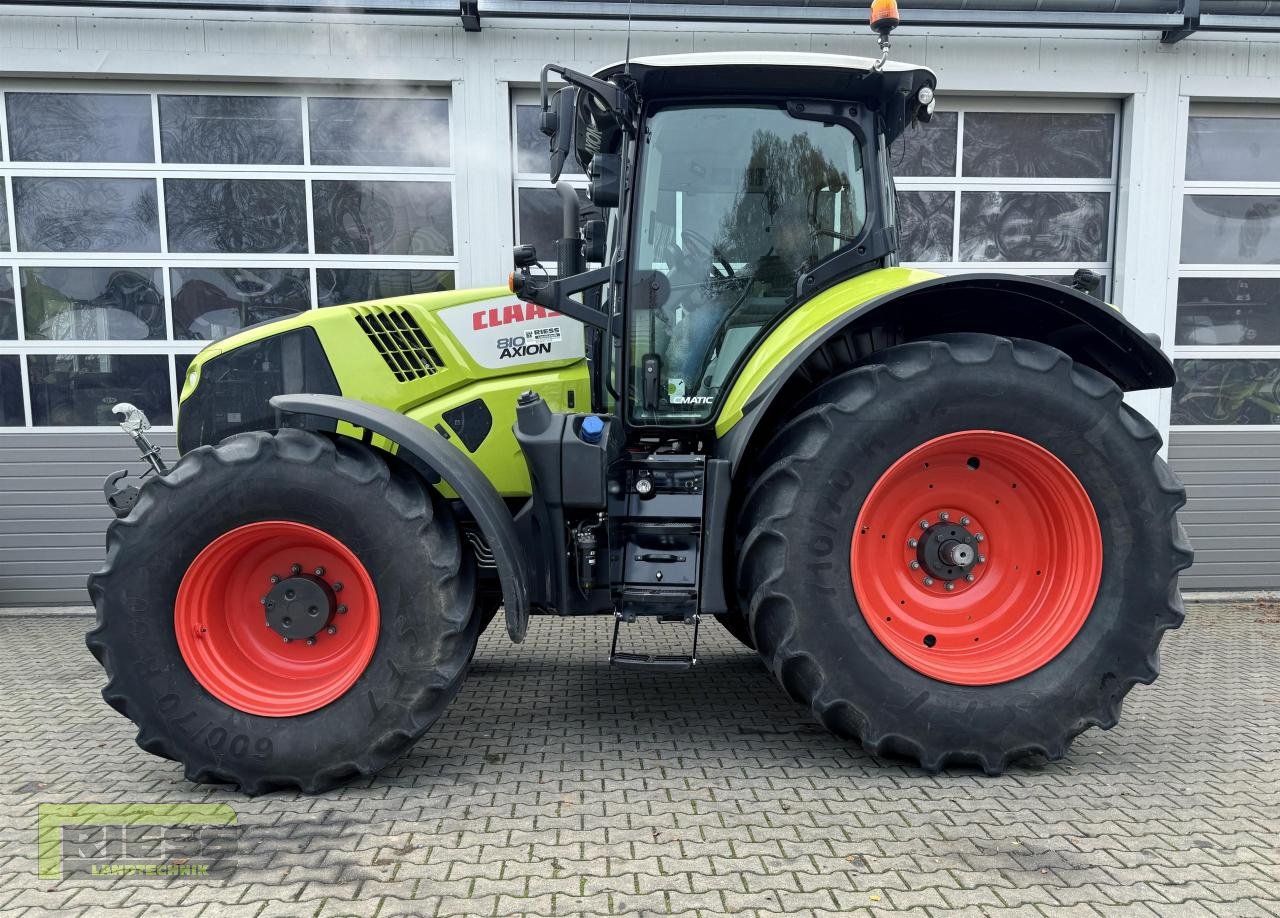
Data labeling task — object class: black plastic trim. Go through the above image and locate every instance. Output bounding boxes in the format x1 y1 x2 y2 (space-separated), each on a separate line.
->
271 393 531 642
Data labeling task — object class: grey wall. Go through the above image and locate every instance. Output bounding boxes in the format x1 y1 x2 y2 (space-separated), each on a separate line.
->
1168 429 1280 591
0 431 175 606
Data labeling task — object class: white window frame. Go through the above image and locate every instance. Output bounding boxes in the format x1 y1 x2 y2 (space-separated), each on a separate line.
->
1170 101 1280 432
510 88 589 277
0 79 458 433
895 96 1122 298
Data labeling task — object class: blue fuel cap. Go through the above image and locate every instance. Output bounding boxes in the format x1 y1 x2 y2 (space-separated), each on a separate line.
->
580 415 605 444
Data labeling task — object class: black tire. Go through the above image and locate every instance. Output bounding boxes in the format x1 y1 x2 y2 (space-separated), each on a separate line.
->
87 429 477 794
714 612 756 649
735 334 1192 774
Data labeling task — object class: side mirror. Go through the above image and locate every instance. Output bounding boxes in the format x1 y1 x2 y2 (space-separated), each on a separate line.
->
541 87 578 182
582 219 607 263
588 153 622 208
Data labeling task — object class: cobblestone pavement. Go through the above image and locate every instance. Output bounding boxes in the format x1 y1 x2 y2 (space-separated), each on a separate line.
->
0 600 1277 917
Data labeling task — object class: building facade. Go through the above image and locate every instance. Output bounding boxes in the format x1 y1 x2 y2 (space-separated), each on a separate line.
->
0 1 1277 604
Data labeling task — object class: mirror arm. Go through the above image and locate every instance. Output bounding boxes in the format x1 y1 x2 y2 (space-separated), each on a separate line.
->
540 64 636 133
513 265 614 333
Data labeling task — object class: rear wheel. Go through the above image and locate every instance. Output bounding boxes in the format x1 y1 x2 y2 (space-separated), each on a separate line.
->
735 334 1191 773
87 429 477 794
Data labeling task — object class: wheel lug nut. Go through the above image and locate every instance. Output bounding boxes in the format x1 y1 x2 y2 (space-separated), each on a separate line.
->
332 582 343 592
919 520 930 530
314 567 325 577
939 511 950 522
306 638 316 646
282 637 291 644
337 604 348 614
965 573 976 582
909 560 920 570
327 625 338 636
960 517 971 526
908 538 918 548
974 533 984 542
260 596 268 606
944 581 955 592
978 554 986 564
923 577 934 587
291 564 301 575
270 574 280 584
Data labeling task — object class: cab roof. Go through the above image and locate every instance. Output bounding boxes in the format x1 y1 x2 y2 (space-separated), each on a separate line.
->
593 51 936 141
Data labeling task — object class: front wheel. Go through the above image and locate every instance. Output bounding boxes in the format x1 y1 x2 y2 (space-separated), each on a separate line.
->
87 429 478 794
735 334 1192 773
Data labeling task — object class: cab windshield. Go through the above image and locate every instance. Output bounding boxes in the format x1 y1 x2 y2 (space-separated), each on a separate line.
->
627 102 866 423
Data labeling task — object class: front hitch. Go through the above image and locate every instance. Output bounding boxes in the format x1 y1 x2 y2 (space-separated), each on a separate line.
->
103 403 169 518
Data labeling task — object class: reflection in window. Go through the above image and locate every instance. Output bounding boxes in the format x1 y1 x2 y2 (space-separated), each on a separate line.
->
160 95 303 165
28 354 171 426
171 267 310 340
20 267 164 341
1 184 8 250
959 191 1109 262
516 187 589 264
1176 278 1280 347
316 268 454 308
1172 359 1280 426
890 112 958 178
0 355 21 425
309 98 449 167
513 104 584 176
896 190 954 262
1187 116 1280 183
5 92 153 163
165 179 307 254
13 177 160 252
312 181 452 256
175 353 195 400
1180 195 1280 265
0 269 15 339
962 112 1114 179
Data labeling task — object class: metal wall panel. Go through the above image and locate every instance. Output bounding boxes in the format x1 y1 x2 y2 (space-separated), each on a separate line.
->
0 431 175 606
1169 429 1280 590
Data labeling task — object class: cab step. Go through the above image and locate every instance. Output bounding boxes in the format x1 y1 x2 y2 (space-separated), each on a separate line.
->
608 612 700 672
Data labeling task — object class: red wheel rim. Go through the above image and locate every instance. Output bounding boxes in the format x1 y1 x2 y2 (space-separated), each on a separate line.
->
851 430 1102 686
175 521 380 717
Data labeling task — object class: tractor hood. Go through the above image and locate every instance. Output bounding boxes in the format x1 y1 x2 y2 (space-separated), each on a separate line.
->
594 51 937 142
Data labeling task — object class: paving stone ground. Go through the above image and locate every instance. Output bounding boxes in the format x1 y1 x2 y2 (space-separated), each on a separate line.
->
0 600 1277 917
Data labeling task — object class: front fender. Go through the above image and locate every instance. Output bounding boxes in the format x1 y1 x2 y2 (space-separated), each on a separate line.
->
271 393 531 643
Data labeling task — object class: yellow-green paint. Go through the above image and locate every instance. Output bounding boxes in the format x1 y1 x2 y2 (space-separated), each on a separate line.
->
178 285 589 498
714 266 941 437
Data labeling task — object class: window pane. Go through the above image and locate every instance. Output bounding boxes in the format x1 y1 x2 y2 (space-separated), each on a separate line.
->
514 104 584 175
959 191 1109 262
14 177 160 252
890 111 957 178
1187 116 1280 183
308 97 449 167
1180 195 1280 265
21 266 164 341
5 92 153 163
1176 277 1280 347
165 179 307 254
0 268 15 339
312 180 452 256
1172 359 1280 426
159 95 303 165
171 266 310 340
0 355 22 425
897 190 954 262
516 186 592 263
316 268 454 307
962 112 1114 179
29 354 171 426
175 353 195 399
1 183 8 250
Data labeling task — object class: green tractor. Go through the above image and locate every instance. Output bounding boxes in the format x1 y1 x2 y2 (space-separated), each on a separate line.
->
88 18 1191 794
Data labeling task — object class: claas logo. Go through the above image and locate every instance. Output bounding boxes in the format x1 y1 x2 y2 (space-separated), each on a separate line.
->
472 302 560 330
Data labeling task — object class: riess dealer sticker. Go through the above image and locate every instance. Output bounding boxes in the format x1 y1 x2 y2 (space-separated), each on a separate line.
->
438 296 584 369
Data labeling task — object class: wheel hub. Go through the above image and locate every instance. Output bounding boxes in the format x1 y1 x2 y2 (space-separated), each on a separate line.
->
265 574 335 641
917 517 981 582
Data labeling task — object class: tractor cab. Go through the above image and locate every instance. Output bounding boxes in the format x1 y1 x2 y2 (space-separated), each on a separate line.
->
513 52 937 429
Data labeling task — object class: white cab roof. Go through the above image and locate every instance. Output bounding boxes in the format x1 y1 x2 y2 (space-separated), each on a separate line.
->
597 51 934 80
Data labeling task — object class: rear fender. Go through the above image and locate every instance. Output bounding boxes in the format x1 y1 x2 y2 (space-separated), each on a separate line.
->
271 394 531 643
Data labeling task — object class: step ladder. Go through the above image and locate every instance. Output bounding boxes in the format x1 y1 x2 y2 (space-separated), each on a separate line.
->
608 612 700 672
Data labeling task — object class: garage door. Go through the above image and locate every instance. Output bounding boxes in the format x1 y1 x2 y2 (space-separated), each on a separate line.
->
893 97 1119 297
0 81 457 605
1168 104 1280 590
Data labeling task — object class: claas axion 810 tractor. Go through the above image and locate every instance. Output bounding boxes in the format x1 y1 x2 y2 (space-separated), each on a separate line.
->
89 4 1191 794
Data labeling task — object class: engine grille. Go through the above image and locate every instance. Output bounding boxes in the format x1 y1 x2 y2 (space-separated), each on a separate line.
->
354 307 444 382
